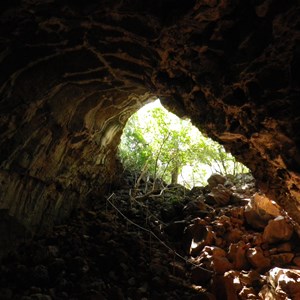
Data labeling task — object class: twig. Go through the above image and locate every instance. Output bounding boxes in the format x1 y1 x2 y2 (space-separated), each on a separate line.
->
106 194 213 272
135 187 168 201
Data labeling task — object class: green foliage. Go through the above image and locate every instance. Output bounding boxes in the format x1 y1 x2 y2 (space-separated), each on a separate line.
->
118 100 249 188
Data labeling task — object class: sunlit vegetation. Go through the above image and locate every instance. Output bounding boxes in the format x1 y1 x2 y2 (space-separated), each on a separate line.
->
118 99 249 188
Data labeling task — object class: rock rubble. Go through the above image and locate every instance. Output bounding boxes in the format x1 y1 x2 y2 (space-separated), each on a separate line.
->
0 173 300 300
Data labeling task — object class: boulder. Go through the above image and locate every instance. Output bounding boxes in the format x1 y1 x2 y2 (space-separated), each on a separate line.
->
212 256 233 274
206 185 232 206
190 227 216 256
183 198 210 218
262 216 294 244
244 193 280 229
224 270 263 300
224 228 244 244
228 241 249 270
259 268 300 300
203 246 227 257
246 247 271 270
186 219 216 256
270 253 294 266
207 174 226 189
199 246 233 275
223 271 242 300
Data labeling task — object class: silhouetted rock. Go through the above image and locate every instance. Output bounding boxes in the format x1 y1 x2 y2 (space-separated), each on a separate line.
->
207 174 226 189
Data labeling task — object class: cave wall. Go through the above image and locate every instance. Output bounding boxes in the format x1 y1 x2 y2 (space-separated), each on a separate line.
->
0 0 299 249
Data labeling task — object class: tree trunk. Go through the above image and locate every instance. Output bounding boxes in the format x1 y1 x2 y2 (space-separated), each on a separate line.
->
171 166 179 184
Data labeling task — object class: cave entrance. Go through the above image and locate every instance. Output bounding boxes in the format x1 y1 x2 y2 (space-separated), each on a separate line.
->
118 99 249 189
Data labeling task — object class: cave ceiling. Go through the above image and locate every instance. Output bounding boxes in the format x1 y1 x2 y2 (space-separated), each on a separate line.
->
0 0 299 234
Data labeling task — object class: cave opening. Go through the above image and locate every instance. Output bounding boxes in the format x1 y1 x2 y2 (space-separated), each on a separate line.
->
0 0 299 298
118 98 250 190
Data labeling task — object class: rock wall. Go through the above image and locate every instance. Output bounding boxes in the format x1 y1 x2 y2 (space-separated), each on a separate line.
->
0 0 299 244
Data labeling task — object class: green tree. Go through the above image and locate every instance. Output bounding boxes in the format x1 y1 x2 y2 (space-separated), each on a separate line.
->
118 100 248 188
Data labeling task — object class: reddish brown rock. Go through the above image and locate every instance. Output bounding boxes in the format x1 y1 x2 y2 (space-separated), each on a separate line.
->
276 242 293 253
198 246 233 275
211 275 228 300
244 194 281 229
228 207 245 226
203 246 227 258
224 270 263 300
223 273 240 300
270 253 294 266
262 216 294 244
228 241 249 270
212 256 233 275
259 268 300 300
190 226 216 256
246 247 271 270
238 287 258 300
224 228 244 244
292 256 300 267
206 185 232 206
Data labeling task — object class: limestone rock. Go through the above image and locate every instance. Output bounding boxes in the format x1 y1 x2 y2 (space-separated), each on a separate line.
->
244 193 281 229
262 216 294 244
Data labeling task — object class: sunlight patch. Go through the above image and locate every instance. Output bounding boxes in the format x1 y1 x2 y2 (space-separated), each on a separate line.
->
118 99 249 188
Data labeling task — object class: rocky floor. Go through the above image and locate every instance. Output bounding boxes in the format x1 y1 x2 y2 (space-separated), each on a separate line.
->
1 173 300 300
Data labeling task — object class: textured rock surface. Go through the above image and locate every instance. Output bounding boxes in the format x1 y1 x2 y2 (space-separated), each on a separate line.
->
259 268 300 299
244 193 281 229
1 173 299 299
263 215 294 244
0 0 300 246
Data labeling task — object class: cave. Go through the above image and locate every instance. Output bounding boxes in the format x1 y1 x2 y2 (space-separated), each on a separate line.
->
0 0 300 298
